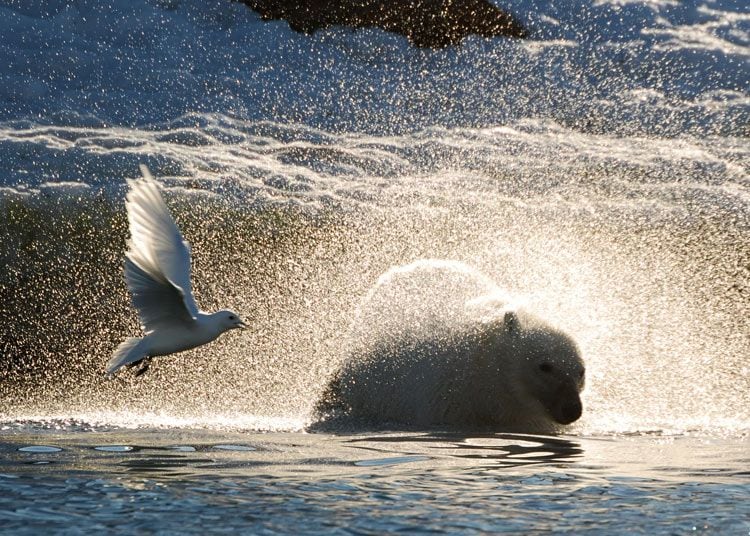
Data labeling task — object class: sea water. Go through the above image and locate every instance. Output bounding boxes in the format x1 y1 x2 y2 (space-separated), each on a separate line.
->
0 422 748 533
0 0 748 533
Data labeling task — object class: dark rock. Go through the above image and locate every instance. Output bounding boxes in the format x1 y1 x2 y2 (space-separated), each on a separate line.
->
237 0 527 47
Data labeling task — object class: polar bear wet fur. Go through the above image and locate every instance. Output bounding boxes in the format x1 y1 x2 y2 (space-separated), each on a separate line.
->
315 261 586 432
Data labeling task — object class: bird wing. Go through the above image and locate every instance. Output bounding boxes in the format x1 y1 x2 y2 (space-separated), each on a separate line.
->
124 257 195 331
124 167 199 332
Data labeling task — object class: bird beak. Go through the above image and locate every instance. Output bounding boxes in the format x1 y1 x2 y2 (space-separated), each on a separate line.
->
235 321 247 330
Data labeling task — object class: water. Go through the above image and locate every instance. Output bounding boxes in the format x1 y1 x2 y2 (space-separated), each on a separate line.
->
1 0 749 532
1 422 748 534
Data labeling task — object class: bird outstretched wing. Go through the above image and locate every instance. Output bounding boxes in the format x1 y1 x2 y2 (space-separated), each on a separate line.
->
124 166 199 332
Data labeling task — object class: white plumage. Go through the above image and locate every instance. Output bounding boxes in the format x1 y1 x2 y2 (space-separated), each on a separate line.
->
107 166 246 376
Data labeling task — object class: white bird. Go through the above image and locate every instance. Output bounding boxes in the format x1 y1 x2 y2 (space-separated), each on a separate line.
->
106 166 246 377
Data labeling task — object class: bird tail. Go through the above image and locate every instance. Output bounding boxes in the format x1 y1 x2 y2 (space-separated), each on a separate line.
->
107 337 147 376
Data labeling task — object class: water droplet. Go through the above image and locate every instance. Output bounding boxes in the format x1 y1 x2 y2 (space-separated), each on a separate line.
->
355 455 429 467
18 445 62 453
94 445 133 452
212 444 255 451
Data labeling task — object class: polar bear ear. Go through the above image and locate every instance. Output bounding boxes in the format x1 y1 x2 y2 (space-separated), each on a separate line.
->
503 310 519 335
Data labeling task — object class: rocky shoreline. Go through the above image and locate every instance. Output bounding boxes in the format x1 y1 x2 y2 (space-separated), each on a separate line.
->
237 0 527 47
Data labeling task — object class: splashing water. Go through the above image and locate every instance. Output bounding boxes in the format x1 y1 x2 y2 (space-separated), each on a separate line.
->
0 118 746 437
0 0 747 439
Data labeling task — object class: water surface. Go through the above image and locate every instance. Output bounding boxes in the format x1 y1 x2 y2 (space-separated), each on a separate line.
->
0 422 748 534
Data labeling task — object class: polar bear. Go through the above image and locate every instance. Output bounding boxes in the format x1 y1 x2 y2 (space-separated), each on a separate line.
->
315 260 585 432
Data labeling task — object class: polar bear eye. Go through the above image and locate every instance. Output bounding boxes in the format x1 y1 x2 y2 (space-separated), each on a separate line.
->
539 362 553 373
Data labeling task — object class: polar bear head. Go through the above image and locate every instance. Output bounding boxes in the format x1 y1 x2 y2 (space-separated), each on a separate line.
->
493 310 586 426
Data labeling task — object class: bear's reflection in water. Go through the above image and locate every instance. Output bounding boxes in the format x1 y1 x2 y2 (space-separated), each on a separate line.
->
344 433 585 469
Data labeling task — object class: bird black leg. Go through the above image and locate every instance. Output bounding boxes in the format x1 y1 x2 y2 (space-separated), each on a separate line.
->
128 357 152 378
134 357 152 377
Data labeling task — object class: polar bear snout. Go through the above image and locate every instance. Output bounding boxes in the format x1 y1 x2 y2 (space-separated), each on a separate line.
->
553 396 583 424
545 382 583 425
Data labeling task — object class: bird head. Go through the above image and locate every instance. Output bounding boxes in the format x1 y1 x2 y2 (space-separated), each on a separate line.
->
217 309 247 331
